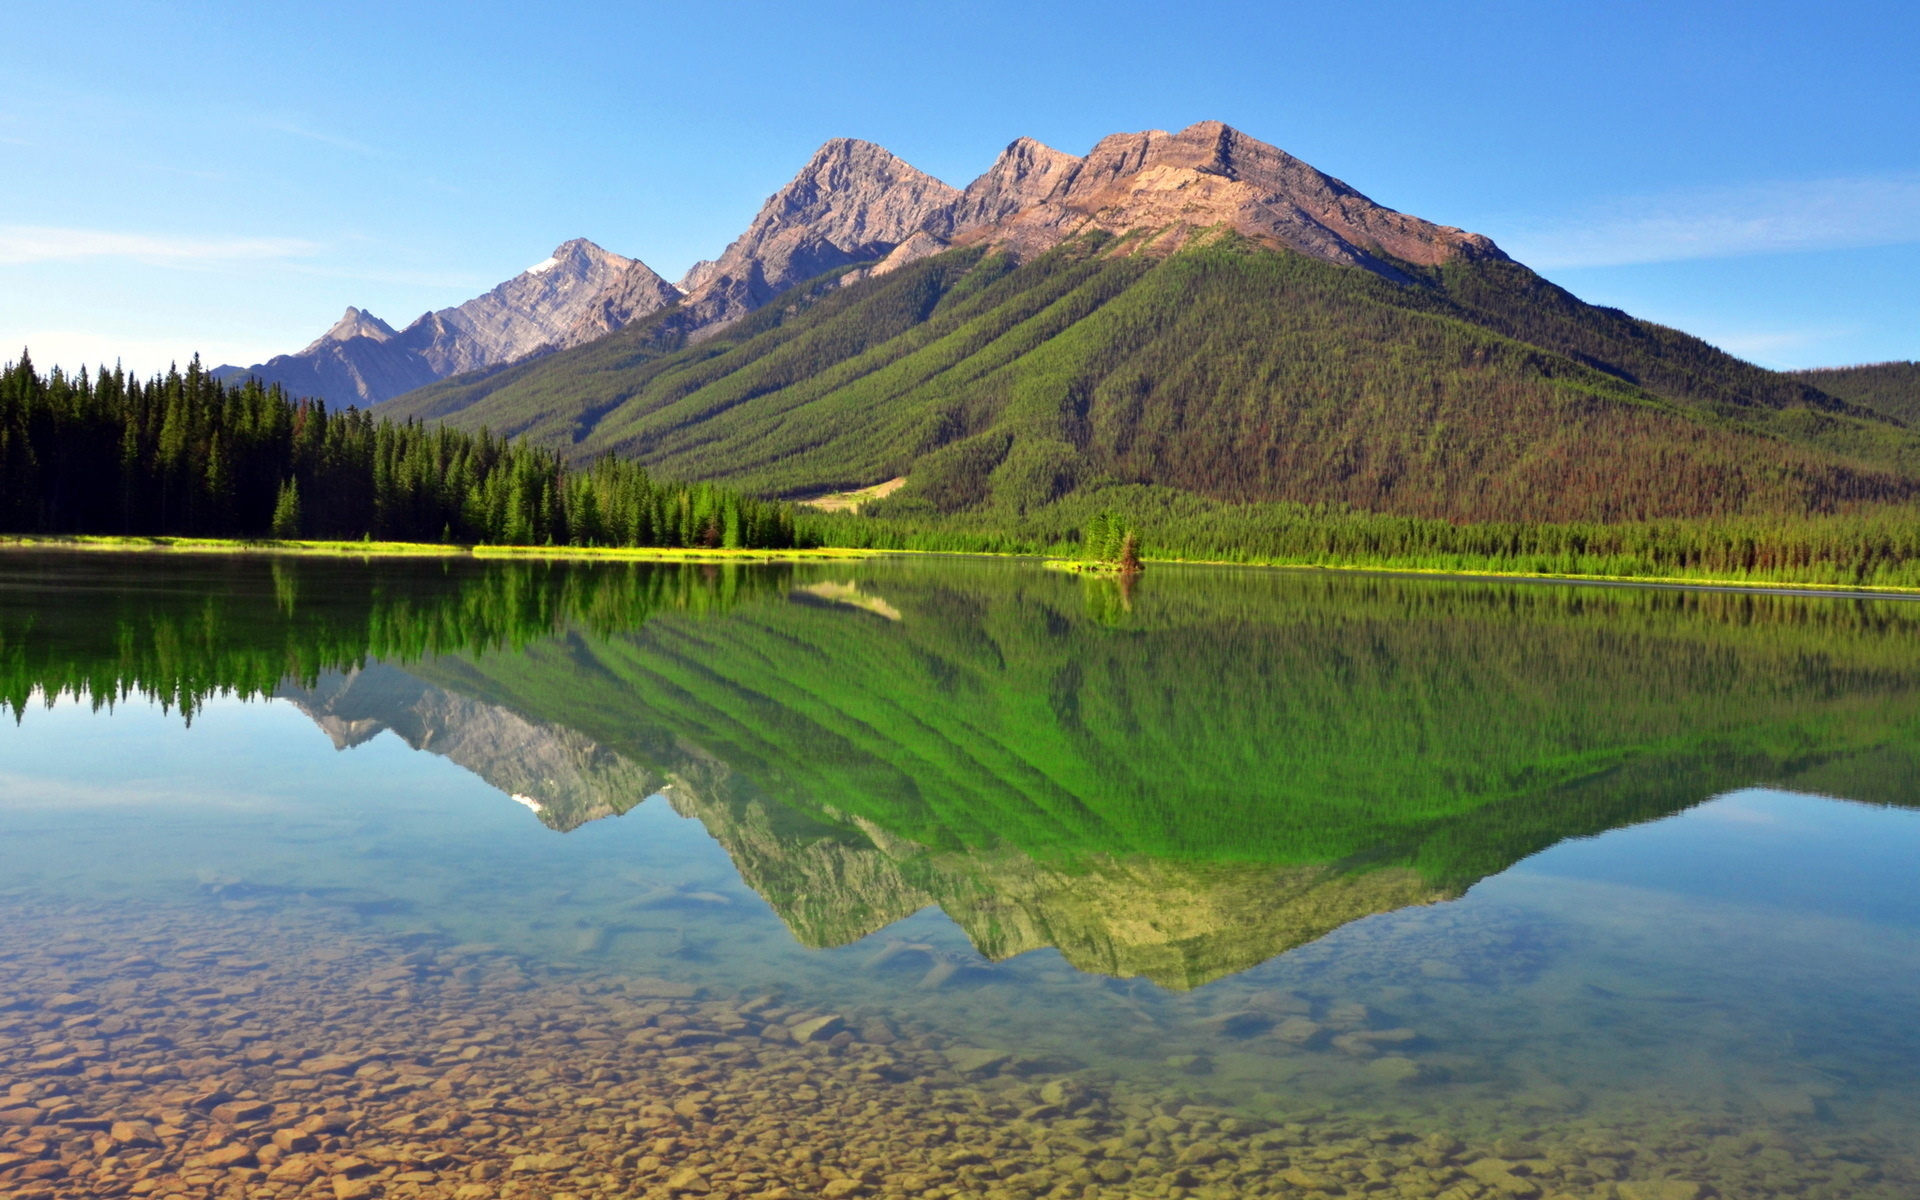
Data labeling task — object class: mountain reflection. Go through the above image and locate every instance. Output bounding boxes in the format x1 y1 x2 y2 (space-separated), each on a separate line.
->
9 551 1920 987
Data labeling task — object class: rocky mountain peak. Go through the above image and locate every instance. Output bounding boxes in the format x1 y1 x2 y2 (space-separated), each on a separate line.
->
564 255 685 348
302 306 398 353
772 139 959 230
955 120 1507 276
223 237 672 405
674 138 962 332
930 136 1082 236
384 236 640 377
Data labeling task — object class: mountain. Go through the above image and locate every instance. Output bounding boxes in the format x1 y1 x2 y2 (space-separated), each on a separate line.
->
210 305 442 408
919 120 1503 277
382 122 1920 525
668 138 963 333
1791 361 1920 424
216 238 672 405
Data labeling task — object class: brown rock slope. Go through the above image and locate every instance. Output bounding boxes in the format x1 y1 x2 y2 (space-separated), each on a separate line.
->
670 139 962 333
892 120 1506 279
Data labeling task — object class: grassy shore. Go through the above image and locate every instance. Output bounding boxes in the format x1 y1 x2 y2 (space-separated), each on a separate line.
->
1043 550 1920 596
1121 553 1920 597
0 534 884 563
10 533 1920 597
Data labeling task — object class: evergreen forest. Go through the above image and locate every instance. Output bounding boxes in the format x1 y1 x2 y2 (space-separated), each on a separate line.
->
0 353 797 549
1792 361 1920 424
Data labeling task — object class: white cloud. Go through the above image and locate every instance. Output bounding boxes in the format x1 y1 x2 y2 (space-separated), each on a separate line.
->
0 225 319 266
1499 174 1920 269
249 118 381 157
1708 329 1834 361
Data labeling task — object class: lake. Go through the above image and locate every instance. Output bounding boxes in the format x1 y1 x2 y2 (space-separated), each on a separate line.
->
2 550 1918 1200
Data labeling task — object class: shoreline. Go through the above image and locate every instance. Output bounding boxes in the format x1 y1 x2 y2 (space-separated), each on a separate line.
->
1137 554 1920 599
7 533 1920 597
0 534 886 563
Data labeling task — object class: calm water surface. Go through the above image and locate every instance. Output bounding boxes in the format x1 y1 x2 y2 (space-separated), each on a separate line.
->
1 551 1917 1200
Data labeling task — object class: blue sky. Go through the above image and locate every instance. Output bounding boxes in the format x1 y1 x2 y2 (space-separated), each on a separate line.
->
4 0 1916 375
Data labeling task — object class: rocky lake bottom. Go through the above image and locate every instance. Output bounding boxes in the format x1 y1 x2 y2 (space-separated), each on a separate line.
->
2 881 1913 1200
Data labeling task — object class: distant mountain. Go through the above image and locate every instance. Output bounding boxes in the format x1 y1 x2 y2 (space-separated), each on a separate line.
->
382 121 1920 524
1790 361 1920 424
216 238 673 405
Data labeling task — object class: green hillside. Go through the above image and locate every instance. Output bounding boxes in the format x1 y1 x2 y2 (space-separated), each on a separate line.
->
385 232 1920 525
1792 361 1920 424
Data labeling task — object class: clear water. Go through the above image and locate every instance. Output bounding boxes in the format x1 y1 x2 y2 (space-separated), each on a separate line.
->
2 551 1918 1200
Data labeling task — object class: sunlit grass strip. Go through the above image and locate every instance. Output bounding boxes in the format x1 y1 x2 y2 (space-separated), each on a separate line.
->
470 544 883 562
14 532 1920 595
1045 549 1920 596
1108 552 1920 596
0 534 884 562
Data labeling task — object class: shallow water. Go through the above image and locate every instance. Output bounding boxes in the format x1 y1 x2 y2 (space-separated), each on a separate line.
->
2 551 1918 1200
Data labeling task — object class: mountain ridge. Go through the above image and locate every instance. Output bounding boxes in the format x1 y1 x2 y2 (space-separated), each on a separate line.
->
666 138 963 336
215 237 668 405
226 120 1514 408
1790 361 1920 425
381 237 1920 523
235 120 1920 534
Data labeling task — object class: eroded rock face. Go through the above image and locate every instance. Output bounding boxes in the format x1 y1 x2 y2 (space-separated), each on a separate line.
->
930 135 1084 238
410 237 649 375
932 121 1506 278
672 139 962 334
562 259 685 347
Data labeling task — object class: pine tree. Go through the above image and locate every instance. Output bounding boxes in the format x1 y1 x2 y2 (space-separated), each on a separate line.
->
1083 513 1110 561
271 478 302 539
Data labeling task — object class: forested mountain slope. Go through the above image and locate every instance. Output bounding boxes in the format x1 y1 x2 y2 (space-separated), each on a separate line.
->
382 123 1920 525
385 232 1920 523
1792 361 1920 424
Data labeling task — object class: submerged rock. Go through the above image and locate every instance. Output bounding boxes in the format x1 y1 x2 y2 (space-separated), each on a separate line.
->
0 888 1899 1200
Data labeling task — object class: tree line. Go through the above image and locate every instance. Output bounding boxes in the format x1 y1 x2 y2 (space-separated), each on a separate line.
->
804 485 1920 590
0 352 798 549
